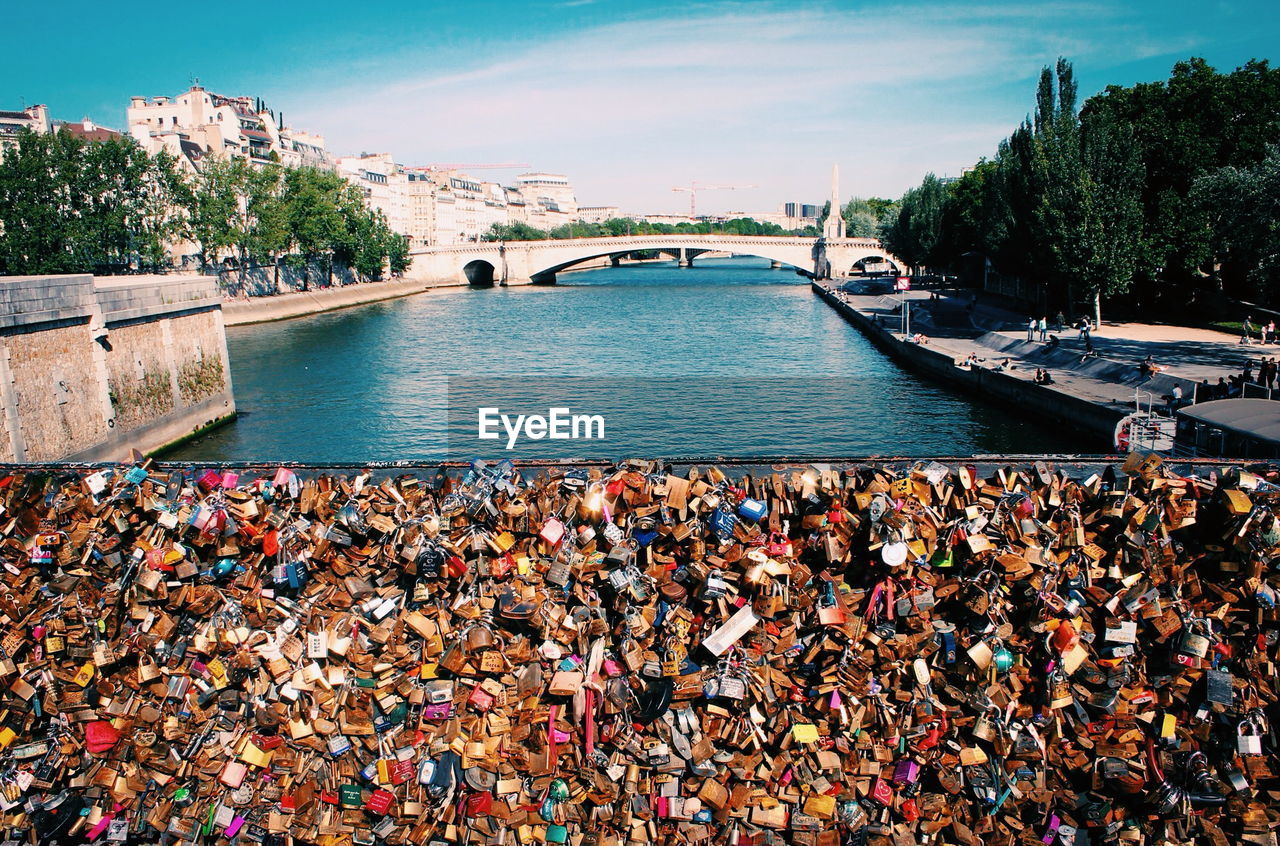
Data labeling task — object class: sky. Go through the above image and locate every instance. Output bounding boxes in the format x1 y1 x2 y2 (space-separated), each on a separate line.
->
4 0 1277 216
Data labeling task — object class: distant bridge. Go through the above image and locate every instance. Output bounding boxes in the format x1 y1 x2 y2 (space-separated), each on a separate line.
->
405 235 902 286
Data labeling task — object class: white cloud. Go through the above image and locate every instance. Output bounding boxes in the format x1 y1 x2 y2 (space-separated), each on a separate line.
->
288 2 1201 213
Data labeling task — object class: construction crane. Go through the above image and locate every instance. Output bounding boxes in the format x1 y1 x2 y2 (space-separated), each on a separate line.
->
671 182 757 218
406 162 531 172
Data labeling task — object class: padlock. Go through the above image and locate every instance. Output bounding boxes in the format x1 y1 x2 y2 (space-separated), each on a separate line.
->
546 560 571 587
1179 620 1212 658
1238 717 1264 755
702 571 728 600
972 712 996 742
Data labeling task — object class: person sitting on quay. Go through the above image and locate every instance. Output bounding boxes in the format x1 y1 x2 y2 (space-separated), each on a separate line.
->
959 352 982 368
1045 334 1060 350
993 357 1015 372
909 333 930 345
1033 368 1055 385
1140 354 1165 378
1196 378 1212 402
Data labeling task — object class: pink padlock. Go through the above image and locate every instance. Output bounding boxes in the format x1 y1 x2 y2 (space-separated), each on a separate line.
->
468 685 495 712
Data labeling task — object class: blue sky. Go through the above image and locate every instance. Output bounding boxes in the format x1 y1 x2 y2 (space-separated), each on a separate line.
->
4 0 1276 214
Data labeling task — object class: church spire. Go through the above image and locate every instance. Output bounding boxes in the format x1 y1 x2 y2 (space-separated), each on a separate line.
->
823 163 845 240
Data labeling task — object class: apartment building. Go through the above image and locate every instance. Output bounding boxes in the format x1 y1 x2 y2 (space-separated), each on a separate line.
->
127 85 331 171
337 153 411 235
0 104 50 150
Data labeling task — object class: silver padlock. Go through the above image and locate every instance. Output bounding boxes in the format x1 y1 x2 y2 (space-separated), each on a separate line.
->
719 670 747 701
608 568 631 592
546 560 571 587
1238 716 1264 755
1179 619 1212 658
702 571 728 600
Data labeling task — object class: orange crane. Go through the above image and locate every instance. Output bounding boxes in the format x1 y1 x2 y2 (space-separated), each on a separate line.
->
405 162 531 172
671 182 757 217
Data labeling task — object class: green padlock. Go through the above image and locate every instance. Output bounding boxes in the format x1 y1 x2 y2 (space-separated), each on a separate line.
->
340 784 363 808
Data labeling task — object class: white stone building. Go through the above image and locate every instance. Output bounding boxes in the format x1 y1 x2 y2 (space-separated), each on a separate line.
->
127 85 331 171
0 105 50 150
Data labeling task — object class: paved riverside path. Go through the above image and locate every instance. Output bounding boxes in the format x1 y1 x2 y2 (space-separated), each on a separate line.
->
221 277 465 326
819 284 1276 420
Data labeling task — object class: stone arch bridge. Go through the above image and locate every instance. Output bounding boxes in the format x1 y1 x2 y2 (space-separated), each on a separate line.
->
405 235 902 286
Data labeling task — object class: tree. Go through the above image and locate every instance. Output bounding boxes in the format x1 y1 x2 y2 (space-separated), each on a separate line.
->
282 167 346 288
1194 144 1280 301
0 130 75 274
388 232 412 276
880 174 950 271
186 157 248 270
842 198 895 238
0 128 185 275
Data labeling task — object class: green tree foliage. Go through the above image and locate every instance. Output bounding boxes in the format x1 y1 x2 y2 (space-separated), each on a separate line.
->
841 198 896 237
388 232 412 276
483 216 801 243
0 129 184 274
904 55 1280 317
879 174 951 270
1194 144 1280 300
0 129 413 284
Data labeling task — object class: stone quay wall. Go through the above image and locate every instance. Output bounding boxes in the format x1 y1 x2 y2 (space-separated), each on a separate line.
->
812 282 1123 449
0 274 235 461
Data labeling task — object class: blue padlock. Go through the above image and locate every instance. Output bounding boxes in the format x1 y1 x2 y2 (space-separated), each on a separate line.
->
737 497 767 522
710 509 737 541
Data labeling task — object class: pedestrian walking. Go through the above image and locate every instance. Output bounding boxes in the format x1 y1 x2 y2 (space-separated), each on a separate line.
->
1055 311 1066 333
1077 317 1092 340
1265 319 1275 345
1037 316 1047 342
1027 317 1036 342
1241 315 1254 345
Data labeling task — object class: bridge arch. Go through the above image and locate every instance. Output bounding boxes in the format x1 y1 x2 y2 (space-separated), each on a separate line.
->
463 259 497 287
849 254 905 276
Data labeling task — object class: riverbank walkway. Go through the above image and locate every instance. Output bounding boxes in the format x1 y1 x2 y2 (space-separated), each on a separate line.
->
815 282 1275 445
221 277 465 326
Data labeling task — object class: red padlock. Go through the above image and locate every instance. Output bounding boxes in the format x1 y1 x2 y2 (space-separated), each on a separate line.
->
391 759 415 785
463 792 492 817
365 788 394 815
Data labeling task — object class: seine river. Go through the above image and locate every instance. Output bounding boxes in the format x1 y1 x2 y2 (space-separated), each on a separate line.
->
169 258 1079 461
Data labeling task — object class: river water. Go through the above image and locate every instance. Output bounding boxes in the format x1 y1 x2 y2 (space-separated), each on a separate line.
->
169 258 1079 462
